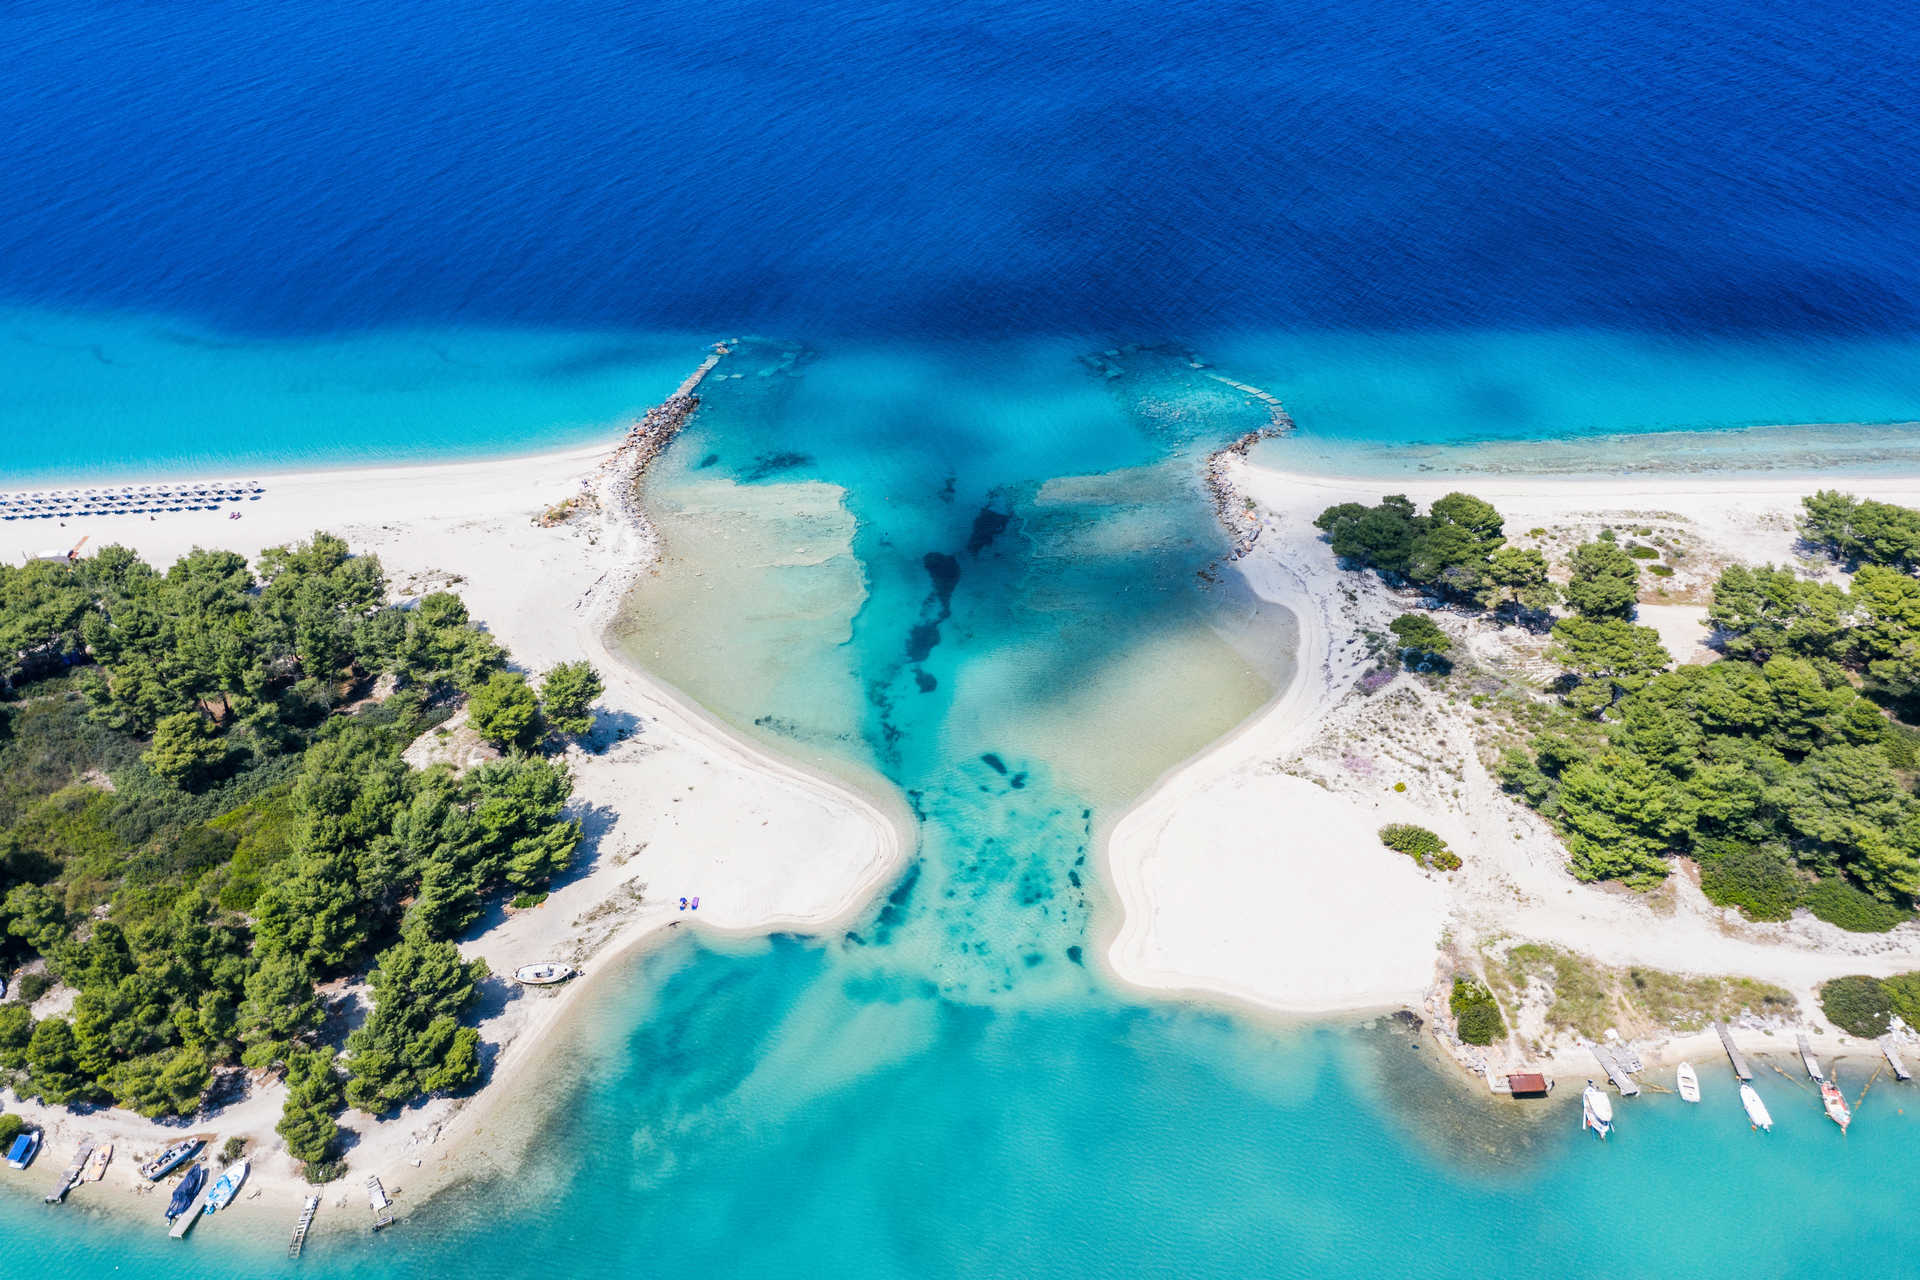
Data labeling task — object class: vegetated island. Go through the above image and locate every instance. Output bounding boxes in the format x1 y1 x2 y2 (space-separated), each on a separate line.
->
1106 456 1920 1086
0 417 907 1225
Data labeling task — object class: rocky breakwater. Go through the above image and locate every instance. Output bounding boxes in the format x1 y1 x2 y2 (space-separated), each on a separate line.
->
568 344 732 620
1205 424 1285 561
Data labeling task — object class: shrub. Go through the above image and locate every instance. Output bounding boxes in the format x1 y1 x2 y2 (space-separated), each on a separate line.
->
1388 613 1451 657
1695 840 1801 922
1804 878 1914 933
220 1136 248 1165
0 1114 21 1147
1450 977 1505 1045
1379 823 1462 872
17 973 52 1005
1647 564 1674 577
509 891 549 910
1625 544 1661 559
1820 975 1893 1036
303 1159 347 1185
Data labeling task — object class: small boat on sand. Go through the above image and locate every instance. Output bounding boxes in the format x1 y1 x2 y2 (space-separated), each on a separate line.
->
204 1159 249 1212
6 1130 41 1169
141 1135 209 1181
166 1165 206 1221
83 1143 112 1181
1581 1082 1613 1138
1741 1083 1774 1131
1676 1062 1701 1103
1821 1080 1851 1133
513 962 575 986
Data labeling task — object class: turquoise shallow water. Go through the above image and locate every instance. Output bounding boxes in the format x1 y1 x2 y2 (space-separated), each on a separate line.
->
6 317 1920 1275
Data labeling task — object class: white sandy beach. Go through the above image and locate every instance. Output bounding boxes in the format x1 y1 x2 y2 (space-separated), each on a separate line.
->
0 432 913 1227
1105 459 1920 1068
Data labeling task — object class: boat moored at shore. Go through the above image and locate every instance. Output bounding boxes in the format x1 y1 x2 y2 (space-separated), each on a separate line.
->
1741 1084 1773 1132
7 1129 42 1169
513 962 576 986
1821 1081 1851 1133
165 1164 206 1222
204 1159 249 1213
141 1136 210 1181
1581 1082 1612 1139
1676 1062 1700 1103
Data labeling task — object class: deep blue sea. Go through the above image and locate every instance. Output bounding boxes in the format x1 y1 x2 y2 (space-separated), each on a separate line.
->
3 0 1920 1274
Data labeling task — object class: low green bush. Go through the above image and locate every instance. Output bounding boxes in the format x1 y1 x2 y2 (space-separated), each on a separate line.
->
1450 977 1505 1045
303 1158 347 1185
16 973 52 1005
1820 975 1894 1036
1695 840 1801 922
1804 878 1914 933
509 890 549 910
1379 823 1462 872
0 1114 21 1147
1625 544 1661 559
1647 564 1674 577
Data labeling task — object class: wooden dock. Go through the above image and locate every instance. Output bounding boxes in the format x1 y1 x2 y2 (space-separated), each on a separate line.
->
1797 1034 1825 1081
169 1200 204 1239
1880 1037 1912 1081
288 1194 320 1258
43 1140 93 1204
368 1175 394 1231
1591 1043 1642 1096
1714 1021 1753 1081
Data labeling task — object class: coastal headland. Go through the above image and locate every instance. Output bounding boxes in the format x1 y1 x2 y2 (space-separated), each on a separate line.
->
0 358 912 1233
1105 450 1920 1087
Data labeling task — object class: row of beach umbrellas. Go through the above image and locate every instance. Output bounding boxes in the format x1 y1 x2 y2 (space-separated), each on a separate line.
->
0 481 265 519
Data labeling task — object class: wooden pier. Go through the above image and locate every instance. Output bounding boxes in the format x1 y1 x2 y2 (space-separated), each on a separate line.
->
368 1175 395 1231
1880 1037 1912 1081
1797 1034 1825 1081
1591 1043 1641 1096
288 1194 320 1258
43 1140 93 1204
1714 1021 1753 1081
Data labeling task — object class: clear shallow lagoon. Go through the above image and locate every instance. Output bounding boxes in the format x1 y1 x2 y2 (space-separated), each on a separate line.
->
6 0 1920 1268
7 327 1920 1277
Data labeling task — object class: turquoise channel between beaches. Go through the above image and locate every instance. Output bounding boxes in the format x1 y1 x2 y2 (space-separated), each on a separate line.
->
2 313 1920 1278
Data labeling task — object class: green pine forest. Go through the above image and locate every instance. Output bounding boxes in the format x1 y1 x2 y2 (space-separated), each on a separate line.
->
0 533 600 1179
1318 488 1920 932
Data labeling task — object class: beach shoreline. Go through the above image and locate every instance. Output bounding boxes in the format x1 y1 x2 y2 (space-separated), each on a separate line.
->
1100 452 1920 1083
0 406 915 1237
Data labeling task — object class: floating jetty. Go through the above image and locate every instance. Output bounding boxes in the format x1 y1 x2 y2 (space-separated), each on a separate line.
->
1715 1021 1753 1081
1880 1037 1912 1081
43 1140 94 1204
1591 1042 1641 1096
368 1175 394 1231
288 1194 320 1259
169 1201 203 1239
1798 1034 1825 1081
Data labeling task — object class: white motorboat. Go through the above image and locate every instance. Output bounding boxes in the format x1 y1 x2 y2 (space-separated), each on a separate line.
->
513 962 576 986
1741 1083 1773 1131
1581 1082 1613 1138
204 1158 249 1212
1676 1061 1700 1103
